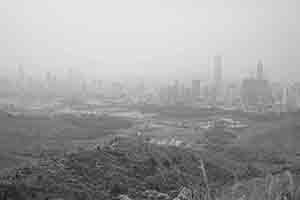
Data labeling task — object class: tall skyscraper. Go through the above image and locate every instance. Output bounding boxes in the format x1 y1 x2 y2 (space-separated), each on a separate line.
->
241 60 272 111
226 84 236 106
97 80 103 90
46 72 52 82
17 64 26 91
18 64 25 82
282 84 300 112
212 55 223 104
174 80 180 101
257 60 264 80
213 55 222 84
192 80 201 99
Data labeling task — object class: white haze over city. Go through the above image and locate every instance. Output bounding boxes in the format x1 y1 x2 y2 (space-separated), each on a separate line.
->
0 0 299 82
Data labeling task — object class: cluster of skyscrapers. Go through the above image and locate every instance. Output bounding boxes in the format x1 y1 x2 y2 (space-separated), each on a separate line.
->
158 56 300 114
158 55 225 106
1 58 300 114
0 66 104 99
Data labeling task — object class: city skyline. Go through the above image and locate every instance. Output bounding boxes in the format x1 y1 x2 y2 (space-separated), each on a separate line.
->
0 58 296 85
0 0 300 81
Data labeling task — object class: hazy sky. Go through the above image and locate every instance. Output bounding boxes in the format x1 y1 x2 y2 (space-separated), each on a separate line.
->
0 0 299 81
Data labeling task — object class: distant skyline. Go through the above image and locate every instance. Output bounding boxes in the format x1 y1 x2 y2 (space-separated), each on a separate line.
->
0 0 299 82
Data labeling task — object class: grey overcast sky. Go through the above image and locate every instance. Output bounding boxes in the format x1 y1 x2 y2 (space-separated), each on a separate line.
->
0 0 299 81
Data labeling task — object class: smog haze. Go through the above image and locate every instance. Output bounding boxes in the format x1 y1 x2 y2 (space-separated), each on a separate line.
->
0 0 299 81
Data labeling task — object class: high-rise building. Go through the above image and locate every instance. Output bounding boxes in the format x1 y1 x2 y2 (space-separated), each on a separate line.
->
282 84 300 112
257 60 264 80
213 55 222 84
97 80 103 90
17 64 26 91
241 60 273 111
184 87 192 102
46 72 52 83
173 80 180 101
167 85 173 104
226 84 237 106
212 55 223 104
18 64 25 82
192 80 201 99
203 85 210 100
